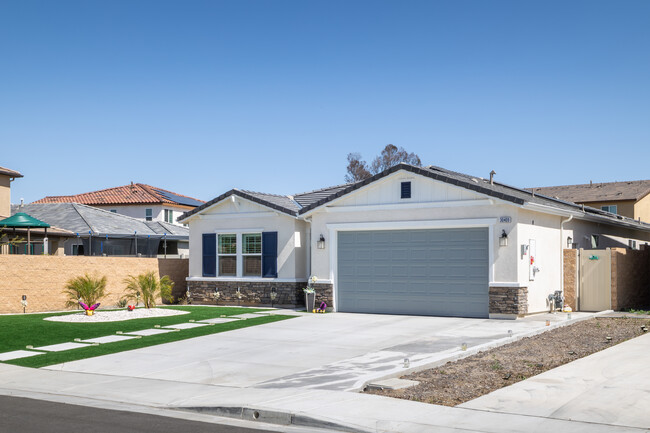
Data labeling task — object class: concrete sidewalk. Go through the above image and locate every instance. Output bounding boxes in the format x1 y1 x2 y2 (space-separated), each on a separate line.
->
0 354 647 433
461 332 650 430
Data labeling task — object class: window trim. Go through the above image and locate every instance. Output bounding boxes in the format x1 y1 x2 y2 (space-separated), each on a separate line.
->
242 233 262 277
217 233 237 277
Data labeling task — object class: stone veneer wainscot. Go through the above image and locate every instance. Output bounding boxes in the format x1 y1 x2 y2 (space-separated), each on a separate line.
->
188 280 334 310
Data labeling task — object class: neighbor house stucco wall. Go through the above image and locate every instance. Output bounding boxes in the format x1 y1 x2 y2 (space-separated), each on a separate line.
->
0 175 11 217
634 195 650 224
186 197 308 281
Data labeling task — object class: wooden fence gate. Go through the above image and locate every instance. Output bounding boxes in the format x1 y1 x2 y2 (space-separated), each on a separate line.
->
579 248 612 311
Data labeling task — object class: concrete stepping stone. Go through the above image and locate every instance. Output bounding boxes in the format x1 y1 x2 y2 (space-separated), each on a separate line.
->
197 317 240 324
162 322 211 330
229 313 268 319
80 335 139 344
0 350 45 361
125 328 177 336
33 342 91 352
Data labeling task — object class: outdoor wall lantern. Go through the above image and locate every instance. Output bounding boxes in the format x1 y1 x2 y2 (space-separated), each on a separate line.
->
567 236 573 248
499 230 508 247
317 234 326 249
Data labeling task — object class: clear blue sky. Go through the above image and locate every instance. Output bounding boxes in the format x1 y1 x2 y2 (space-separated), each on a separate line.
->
1 0 649 203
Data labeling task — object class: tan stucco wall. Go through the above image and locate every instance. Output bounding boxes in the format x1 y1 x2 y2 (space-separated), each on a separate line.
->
0 256 188 313
634 195 650 224
0 175 11 217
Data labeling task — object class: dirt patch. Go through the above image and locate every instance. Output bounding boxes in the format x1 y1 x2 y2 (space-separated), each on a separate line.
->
365 317 650 406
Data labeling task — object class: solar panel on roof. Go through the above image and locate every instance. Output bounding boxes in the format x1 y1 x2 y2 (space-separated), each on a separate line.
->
153 189 203 207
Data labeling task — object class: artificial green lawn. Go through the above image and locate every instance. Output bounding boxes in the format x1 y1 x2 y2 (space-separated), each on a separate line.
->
0 306 293 368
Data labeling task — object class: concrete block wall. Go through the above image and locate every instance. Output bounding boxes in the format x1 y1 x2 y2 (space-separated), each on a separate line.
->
563 249 578 310
0 256 188 314
610 248 650 310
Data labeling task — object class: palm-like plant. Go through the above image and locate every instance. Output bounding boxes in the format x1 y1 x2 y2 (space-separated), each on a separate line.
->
123 271 174 308
63 274 107 308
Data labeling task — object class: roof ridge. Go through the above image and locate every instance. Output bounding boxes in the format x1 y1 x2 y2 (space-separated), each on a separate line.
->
71 203 96 234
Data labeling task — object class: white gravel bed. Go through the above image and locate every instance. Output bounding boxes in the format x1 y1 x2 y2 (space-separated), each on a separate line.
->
44 308 190 323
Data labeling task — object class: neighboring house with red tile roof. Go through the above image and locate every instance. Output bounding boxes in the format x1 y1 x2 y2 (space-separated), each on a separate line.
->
33 183 205 226
529 180 650 223
0 165 23 218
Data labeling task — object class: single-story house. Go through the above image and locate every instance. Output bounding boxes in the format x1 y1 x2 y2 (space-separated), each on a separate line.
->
12 203 189 257
33 183 205 226
529 179 650 224
179 163 650 319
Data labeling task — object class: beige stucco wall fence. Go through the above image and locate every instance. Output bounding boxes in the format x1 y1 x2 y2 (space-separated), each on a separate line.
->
563 247 650 312
0 256 188 314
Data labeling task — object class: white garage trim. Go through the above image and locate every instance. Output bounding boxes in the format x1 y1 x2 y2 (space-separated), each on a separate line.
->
326 218 498 312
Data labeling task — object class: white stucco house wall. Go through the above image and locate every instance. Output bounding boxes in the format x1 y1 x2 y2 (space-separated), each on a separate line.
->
179 163 650 319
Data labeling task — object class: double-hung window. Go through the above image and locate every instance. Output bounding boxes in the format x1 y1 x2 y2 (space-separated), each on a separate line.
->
243 233 262 276
145 208 153 221
164 209 173 223
218 234 237 276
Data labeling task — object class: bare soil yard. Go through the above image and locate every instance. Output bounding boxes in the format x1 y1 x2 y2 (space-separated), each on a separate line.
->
366 316 650 406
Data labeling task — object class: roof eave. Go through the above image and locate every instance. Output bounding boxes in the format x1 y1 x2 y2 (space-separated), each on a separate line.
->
178 189 298 223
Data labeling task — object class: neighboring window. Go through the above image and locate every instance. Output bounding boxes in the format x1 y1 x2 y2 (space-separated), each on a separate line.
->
110 209 117 213
242 233 262 276
164 209 173 223
401 181 411 199
218 234 237 276
629 239 637 249
601 205 617 214
591 234 600 248
145 208 153 221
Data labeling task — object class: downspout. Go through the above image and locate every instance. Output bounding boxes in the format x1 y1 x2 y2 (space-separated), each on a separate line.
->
560 215 573 309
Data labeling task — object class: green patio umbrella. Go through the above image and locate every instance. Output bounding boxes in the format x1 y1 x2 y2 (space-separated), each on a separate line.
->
0 212 50 255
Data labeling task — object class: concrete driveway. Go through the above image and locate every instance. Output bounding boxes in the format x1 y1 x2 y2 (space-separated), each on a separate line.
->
45 310 589 391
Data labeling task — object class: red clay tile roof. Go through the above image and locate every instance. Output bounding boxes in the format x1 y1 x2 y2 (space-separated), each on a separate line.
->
32 183 205 207
529 180 650 203
0 166 23 178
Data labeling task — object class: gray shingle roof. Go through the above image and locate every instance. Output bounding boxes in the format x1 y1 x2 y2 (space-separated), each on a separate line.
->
11 203 189 239
528 180 650 203
179 163 650 232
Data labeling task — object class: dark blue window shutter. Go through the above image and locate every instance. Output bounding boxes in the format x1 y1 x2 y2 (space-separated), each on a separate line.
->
262 231 278 278
401 181 411 199
202 233 216 277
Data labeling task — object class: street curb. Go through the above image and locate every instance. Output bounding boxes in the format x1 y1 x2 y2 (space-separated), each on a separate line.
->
178 405 372 433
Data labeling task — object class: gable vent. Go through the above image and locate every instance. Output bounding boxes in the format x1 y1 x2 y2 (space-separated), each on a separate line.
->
401 181 412 199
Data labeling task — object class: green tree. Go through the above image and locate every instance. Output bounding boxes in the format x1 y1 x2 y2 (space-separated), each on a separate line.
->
123 271 174 308
62 274 107 308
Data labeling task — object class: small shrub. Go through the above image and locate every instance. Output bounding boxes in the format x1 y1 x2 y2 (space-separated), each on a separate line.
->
63 274 107 308
116 298 129 308
123 271 174 308
490 360 503 371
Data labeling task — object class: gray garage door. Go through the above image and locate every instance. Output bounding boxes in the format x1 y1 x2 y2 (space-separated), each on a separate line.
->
337 228 489 318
